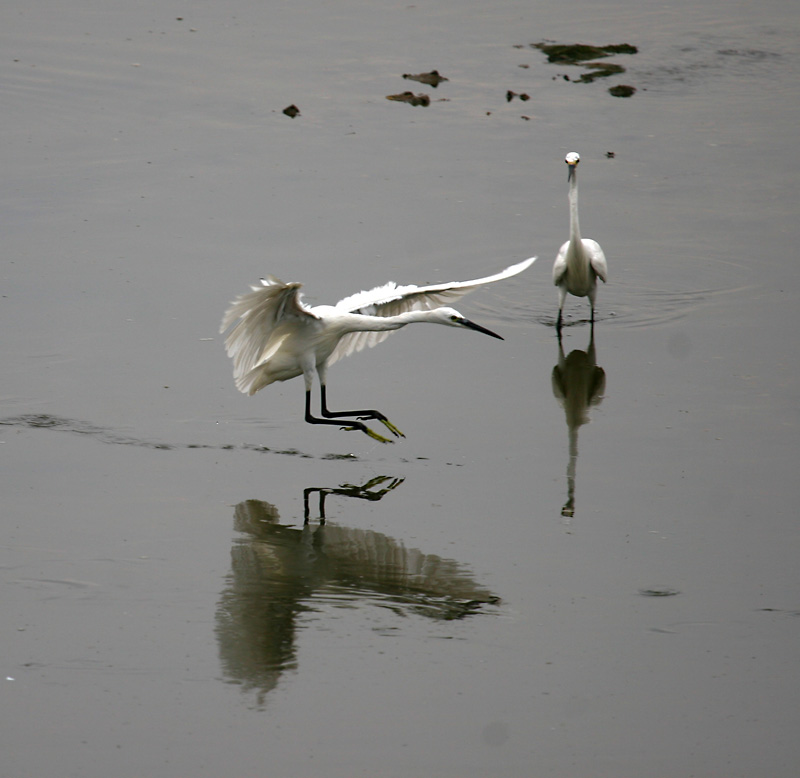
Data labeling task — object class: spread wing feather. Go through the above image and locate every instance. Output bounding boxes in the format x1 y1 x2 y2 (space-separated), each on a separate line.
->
328 256 536 364
220 276 316 384
335 256 536 315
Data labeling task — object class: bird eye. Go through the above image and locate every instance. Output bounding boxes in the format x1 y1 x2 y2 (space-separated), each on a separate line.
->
450 315 460 323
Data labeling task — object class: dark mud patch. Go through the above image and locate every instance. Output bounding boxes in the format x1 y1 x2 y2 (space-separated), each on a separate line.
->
532 40 638 96
576 62 625 83
534 42 637 64
386 91 430 106
506 90 530 102
402 69 448 87
638 587 681 598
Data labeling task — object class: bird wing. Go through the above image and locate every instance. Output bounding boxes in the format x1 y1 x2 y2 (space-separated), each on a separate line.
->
552 242 569 285
335 256 536 315
585 240 608 283
328 256 536 364
220 276 317 385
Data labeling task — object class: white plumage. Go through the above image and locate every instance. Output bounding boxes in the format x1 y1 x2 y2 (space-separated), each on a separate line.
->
220 256 536 442
553 152 608 330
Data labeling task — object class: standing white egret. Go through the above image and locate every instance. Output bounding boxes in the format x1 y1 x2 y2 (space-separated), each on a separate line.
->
552 152 608 330
220 256 536 442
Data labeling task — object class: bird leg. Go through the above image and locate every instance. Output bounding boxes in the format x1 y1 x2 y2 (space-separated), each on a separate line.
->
303 487 332 524
349 423 396 444
304 390 395 443
319 386 405 439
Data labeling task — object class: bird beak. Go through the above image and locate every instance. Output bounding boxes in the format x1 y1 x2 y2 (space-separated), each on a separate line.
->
461 318 503 340
567 164 576 182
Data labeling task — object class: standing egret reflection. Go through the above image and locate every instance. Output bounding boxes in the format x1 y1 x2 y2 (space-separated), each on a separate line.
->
220 257 536 442
553 152 608 330
551 327 606 517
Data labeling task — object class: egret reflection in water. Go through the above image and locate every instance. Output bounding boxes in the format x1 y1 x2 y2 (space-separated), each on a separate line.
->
551 327 606 518
215 477 499 707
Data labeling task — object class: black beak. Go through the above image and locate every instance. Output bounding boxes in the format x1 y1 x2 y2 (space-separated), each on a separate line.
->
567 165 576 183
461 317 503 340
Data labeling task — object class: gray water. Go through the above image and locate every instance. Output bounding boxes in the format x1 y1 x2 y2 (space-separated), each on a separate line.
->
2 1 799 776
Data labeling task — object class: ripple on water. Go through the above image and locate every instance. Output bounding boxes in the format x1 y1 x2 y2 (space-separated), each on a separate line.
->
0 414 356 461
474 252 761 330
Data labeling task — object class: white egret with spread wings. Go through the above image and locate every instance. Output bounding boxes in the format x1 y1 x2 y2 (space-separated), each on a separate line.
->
220 257 536 442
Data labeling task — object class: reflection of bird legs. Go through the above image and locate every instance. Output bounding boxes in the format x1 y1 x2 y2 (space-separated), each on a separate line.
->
557 330 578 517
303 476 406 524
552 323 605 519
562 427 578 518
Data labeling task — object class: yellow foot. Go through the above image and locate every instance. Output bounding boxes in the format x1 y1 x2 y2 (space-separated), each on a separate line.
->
343 425 394 444
379 418 405 438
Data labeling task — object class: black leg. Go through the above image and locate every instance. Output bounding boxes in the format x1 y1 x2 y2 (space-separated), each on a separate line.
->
304 390 396 443
303 487 330 524
305 389 365 431
319 386 404 439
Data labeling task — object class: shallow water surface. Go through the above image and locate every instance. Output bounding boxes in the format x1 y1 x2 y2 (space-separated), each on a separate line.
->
2 1 799 776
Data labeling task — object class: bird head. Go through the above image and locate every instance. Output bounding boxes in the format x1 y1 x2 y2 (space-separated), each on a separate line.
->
565 151 580 182
433 307 503 340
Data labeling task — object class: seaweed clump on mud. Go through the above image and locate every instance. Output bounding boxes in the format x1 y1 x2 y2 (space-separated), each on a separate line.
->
609 84 636 98
534 42 637 64
532 41 639 97
402 69 449 87
386 91 431 106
